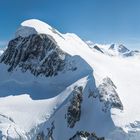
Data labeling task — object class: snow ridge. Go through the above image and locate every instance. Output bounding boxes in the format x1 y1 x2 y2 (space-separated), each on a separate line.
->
0 19 140 140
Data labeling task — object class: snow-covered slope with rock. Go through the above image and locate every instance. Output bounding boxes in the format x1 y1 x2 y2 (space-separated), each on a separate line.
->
0 19 140 140
86 41 140 58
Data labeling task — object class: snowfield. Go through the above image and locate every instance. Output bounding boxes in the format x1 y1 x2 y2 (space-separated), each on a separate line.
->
0 19 140 140
0 49 4 56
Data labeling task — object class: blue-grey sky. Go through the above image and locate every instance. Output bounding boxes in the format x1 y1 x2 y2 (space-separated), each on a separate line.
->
0 0 140 49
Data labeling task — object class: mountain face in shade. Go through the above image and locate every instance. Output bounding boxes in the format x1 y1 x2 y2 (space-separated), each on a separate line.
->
0 34 66 76
0 19 140 140
109 44 115 50
117 44 129 53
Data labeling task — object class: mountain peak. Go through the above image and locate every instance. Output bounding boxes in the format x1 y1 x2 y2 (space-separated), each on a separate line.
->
109 44 115 50
21 19 52 31
117 44 129 53
15 19 63 39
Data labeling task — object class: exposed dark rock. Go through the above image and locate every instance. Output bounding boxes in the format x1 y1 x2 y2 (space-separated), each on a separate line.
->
123 50 140 57
0 34 68 77
88 88 98 98
36 122 55 140
36 131 45 140
69 131 105 140
109 44 115 50
98 77 123 112
46 121 55 140
117 44 129 53
67 86 83 128
93 45 104 53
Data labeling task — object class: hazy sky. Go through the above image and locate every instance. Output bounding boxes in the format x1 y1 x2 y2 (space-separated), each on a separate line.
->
0 0 140 49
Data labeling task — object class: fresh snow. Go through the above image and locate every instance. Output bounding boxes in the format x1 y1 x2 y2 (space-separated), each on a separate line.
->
0 49 4 56
0 19 140 139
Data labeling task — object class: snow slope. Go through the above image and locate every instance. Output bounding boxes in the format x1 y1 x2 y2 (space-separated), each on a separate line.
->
0 49 4 56
0 19 140 140
86 40 140 58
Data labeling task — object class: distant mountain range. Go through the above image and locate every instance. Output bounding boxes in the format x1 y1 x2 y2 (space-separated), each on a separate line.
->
86 40 140 57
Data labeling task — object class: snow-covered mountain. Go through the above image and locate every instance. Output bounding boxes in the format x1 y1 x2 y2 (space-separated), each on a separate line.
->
0 19 140 140
86 41 140 58
0 48 4 56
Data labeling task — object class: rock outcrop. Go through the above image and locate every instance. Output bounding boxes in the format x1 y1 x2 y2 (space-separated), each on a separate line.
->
69 131 105 140
0 34 67 77
109 44 115 50
123 50 140 57
36 132 45 140
36 122 55 140
67 86 83 128
93 45 104 53
46 122 55 140
98 77 123 112
117 44 129 53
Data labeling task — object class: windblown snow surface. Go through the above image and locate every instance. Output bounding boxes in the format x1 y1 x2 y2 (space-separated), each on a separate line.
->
0 19 140 140
0 49 4 56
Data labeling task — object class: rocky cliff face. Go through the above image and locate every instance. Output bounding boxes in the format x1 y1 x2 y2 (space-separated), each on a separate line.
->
93 45 104 53
98 77 123 112
66 86 83 128
36 122 55 140
123 50 140 57
117 45 129 53
69 131 105 140
0 34 72 77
